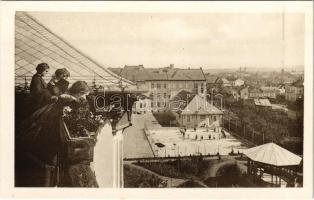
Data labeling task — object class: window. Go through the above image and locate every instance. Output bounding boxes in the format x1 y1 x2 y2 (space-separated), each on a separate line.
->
187 116 190 122
194 83 198 89
200 115 206 120
151 83 154 88
157 84 161 89
157 102 160 107
164 84 167 89
151 102 154 107
139 103 142 108
201 84 204 93
164 93 167 98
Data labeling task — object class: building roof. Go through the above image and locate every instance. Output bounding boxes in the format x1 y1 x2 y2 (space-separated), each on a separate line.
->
235 78 244 82
170 90 195 113
249 87 262 93
290 79 304 87
110 66 206 81
244 142 302 166
15 12 135 91
109 65 150 82
205 74 218 84
238 85 249 92
254 99 272 107
225 76 237 82
180 94 223 115
260 86 278 93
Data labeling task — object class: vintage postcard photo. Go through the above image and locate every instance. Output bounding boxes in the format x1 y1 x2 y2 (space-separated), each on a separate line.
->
0 1 313 199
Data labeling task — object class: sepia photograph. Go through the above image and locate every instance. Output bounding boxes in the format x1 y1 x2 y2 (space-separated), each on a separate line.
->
0 1 313 199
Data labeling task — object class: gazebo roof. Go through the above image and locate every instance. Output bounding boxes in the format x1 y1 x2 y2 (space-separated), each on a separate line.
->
243 143 302 166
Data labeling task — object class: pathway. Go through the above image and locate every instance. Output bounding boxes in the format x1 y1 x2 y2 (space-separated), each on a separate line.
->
123 113 156 158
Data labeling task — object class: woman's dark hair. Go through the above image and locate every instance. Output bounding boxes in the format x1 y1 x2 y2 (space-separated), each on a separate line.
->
68 81 90 95
36 63 50 73
55 68 71 78
63 68 70 77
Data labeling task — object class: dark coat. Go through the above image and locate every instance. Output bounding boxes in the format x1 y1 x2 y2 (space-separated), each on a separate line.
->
30 73 52 111
16 96 75 186
16 96 98 187
47 79 69 96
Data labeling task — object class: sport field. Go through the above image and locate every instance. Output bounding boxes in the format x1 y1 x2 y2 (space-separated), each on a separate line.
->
147 128 248 157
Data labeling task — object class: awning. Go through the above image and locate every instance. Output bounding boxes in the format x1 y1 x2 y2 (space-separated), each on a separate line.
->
15 12 136 91
243 142 302 166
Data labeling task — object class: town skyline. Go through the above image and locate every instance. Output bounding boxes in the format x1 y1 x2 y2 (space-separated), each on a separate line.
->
29 12 305 70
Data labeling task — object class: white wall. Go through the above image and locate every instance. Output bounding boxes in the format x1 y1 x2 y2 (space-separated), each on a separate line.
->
92 123 113 187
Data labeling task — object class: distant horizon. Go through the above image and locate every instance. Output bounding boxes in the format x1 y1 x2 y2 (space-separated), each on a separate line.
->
110 64 304 71
29 12 305 70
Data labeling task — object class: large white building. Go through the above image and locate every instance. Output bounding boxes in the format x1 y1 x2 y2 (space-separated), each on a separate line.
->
110 65 207 112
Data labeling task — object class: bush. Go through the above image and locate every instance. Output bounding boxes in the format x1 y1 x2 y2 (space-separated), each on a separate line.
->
124 164 163 188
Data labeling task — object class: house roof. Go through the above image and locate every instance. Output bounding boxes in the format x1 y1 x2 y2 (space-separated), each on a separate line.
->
15 12 135 91
170 90 195 113
238 85 249 92
235 78 244 82
249 87 262 93
260 87 278 93
291 79 304 87
180 94 223 115
109 65 150 82
226 76 237 82
215 77 231 85
244 142 302 166
254 99 272 107
206 74 218 84
110 66 206 81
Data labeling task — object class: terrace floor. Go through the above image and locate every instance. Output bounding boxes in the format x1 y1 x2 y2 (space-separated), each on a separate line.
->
123 113 156 159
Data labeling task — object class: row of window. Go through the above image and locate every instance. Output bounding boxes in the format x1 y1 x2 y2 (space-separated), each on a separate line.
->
182 115 218 122
151 82 205 90
149 93 171 99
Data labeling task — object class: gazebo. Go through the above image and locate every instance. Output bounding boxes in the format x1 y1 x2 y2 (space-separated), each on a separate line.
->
244 142 302 187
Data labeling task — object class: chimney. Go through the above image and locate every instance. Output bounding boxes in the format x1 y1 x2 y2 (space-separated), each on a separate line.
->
170 64 174 69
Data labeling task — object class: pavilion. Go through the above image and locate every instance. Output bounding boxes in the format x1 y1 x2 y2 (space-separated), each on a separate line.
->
244 142 302 187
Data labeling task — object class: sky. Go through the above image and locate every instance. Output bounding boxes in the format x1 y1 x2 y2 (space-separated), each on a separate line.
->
29 12 305 69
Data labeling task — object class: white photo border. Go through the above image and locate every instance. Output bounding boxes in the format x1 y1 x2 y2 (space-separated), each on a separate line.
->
0 1 313 199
